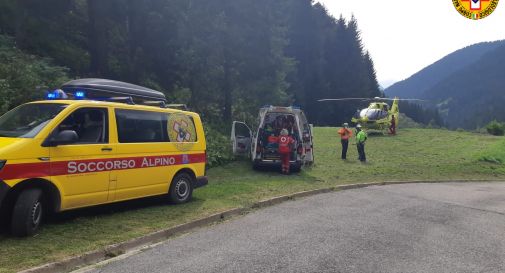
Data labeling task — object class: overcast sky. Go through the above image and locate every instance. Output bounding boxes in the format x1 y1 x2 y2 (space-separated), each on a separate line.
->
316 0 505 88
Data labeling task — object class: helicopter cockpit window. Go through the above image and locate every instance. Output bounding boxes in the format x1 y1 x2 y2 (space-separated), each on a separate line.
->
365 109 389 121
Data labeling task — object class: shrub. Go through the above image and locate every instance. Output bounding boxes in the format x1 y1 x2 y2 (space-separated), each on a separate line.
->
486 120 505 136
0 35 69 113
204 125 234 168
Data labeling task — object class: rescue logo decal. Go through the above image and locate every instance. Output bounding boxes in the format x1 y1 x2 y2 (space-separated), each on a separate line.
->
0 153 206 180
452 0 499 20
182 154 190 164
167 113 197 151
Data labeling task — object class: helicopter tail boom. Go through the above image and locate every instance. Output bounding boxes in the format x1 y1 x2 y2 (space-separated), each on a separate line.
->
391 97 399 114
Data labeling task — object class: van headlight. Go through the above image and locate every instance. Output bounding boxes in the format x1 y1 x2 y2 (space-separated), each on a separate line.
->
0 160 6 170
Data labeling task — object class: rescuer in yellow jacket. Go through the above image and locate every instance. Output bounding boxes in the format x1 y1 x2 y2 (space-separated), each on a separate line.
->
356 124 367 163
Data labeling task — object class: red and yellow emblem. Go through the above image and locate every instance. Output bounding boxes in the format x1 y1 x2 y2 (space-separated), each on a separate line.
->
453 0 499 20
167 113 197 151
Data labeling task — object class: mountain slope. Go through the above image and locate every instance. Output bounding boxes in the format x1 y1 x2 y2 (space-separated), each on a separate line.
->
385 40 505 98
423 43 505 129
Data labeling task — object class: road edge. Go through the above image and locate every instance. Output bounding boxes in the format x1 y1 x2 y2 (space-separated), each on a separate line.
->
19 179 503 273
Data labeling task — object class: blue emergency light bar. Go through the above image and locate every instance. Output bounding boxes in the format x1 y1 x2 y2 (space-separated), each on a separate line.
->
45 89 69 100
45 89 86 100
45 93 57 99
74 91 86 99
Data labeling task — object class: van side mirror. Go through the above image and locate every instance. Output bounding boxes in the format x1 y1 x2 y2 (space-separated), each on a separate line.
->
43 130 79 147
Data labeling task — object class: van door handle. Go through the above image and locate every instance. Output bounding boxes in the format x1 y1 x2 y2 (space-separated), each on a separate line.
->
101 147 113 152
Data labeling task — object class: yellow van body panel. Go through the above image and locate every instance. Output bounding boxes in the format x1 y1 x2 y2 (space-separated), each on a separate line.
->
0 100 207 212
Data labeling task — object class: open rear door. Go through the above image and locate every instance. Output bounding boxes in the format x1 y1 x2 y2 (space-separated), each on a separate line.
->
231 121 252 155
304 124 315 164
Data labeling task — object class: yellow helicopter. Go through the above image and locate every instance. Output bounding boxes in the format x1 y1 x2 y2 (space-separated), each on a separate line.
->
317 97 424 133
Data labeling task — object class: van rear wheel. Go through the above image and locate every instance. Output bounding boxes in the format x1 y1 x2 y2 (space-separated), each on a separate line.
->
291 164 302 173
11 188 44 237
168 173 193 204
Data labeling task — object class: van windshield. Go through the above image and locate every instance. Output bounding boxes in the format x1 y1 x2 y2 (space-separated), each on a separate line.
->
0 103 68 138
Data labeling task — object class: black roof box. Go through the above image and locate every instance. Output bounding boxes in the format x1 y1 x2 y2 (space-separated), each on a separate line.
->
61 78 166 102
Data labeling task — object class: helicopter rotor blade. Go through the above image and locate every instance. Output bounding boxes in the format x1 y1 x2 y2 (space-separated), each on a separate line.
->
380 98 427 102
317 98 427 102
317 98 374 102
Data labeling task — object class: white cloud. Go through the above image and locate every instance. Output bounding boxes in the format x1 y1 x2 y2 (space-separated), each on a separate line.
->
316 0 505 87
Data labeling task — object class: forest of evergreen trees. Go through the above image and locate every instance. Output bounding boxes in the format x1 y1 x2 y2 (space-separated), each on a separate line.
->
0 0 442 129
0 0 388 126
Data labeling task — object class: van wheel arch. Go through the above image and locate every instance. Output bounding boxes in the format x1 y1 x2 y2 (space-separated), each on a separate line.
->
7 178 61 215
173 168 197 185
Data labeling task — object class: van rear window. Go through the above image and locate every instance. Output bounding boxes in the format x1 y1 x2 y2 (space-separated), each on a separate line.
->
116 109 167 143
115 109 197 143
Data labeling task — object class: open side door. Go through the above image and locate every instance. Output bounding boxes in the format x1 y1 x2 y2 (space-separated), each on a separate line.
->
231 121 252 155
303 124 315 164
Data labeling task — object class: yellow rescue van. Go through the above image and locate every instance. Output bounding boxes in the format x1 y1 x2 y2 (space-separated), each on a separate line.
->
0 79 207 237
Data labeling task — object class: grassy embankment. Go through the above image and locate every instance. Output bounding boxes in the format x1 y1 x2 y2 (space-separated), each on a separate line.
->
478 137 505 164
1 128 504 273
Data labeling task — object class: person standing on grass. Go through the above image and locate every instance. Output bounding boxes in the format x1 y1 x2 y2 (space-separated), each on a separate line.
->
338 123 353 160
389 115 396 135
356 124 367 163
278 128 295 174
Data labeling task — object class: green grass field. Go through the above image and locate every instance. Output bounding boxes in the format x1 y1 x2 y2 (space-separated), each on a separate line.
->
478 137 505 164
1 128 504 273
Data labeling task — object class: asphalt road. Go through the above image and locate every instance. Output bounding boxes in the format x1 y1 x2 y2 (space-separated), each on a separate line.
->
82 182 505 273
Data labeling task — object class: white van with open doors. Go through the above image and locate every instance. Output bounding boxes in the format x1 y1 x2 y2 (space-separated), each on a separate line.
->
231 106 314 171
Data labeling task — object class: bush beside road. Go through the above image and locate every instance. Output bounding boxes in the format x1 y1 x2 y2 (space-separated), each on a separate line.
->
1 128 504 273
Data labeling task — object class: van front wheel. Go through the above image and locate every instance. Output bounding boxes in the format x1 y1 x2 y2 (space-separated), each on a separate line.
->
11 188 44 237
168 173 193 204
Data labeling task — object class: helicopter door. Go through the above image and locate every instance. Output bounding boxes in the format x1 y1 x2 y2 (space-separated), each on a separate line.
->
231 121 252 155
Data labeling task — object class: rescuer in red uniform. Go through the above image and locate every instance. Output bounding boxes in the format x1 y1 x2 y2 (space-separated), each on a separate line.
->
278 128 295 174
389 115 396 135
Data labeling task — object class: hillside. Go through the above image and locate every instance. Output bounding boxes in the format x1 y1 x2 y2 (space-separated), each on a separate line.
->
385 40 505 129
423 43 505 129
386 40 505 99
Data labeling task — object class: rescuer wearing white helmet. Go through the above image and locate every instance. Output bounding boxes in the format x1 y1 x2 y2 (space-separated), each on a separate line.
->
338 122 353 160
277 128 295 174
355 124 367 163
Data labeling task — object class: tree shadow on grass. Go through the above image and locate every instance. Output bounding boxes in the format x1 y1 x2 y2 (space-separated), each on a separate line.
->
53 196 204 222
